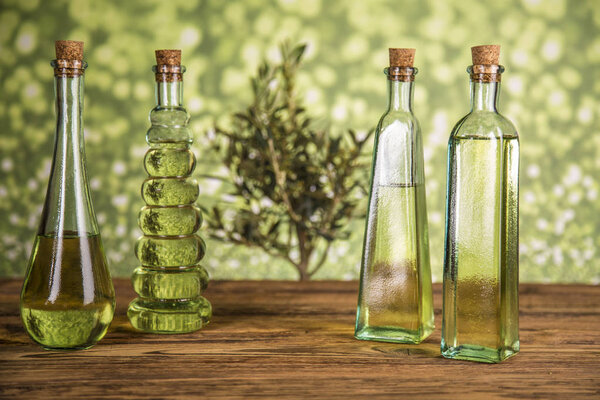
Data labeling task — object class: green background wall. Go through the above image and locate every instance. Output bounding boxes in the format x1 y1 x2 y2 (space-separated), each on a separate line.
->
0 0 599 282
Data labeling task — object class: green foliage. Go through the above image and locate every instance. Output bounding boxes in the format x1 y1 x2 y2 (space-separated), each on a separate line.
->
205 43 373 280
0 0 598 282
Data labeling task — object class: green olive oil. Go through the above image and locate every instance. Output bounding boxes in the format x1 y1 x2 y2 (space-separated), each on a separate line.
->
20 41 115 350
21 234 114 350
127 50 211 333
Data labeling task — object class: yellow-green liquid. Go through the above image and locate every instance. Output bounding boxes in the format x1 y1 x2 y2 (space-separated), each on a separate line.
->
442 136 519 363
356 184 434 343
128 134 211 333
21 234 115 350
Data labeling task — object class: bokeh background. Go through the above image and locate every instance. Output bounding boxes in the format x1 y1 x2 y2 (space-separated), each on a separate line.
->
0 0 599 282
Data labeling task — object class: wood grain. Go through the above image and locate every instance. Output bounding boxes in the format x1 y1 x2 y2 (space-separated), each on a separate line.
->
0 279 599 399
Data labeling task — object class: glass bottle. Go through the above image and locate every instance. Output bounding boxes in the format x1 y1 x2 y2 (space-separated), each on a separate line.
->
442 45 520 363
20 41 115 350
355 48 434 344
127 49 211 333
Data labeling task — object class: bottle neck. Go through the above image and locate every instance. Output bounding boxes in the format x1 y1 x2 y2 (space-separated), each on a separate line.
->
470 81 500 112
156 81 183 107
56 75 84 138
388 80 413 112
39 74 98 236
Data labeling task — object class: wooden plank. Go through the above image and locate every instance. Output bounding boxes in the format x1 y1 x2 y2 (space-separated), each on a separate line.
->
0 279 599 399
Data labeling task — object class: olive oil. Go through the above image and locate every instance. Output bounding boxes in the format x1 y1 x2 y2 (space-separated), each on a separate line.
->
442 136 519 362
20 41 115 350
21 234 114 350
442 45 520 363
127 50 211 333
355 49 434 344
356 184 434 342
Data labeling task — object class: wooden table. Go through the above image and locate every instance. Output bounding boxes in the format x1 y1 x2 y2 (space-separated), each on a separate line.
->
0 279 599 399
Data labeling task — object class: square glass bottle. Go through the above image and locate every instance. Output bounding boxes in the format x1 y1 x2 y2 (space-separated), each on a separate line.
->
355 49 434 344
441 45 520 363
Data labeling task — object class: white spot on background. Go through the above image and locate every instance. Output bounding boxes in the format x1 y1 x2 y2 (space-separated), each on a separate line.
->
202 179 221 196
112 161 126 176
90 177 101 190
542 40 561 62
189 97 203 113
332 104 347 121
180 27 201 47
564 165 582 186
305 88 320 104
563 209 575 221
506 76 523 95
568 192 581 204
536 219 548 230
524 191 536 203
115 224 126 237
2 159 13 172
111 195 128 207
577 107 592 124
24 83 39 98
9 214 19 225
582 176 594 188
527 164 540 178
548 90 564 106
511 49 528 66
553 185 565 196
16 32 35 54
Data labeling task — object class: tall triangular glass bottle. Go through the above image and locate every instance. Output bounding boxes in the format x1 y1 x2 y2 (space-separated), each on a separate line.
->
20 41 115 350
127 50 211 333
355 48 434 344
441 45 520 363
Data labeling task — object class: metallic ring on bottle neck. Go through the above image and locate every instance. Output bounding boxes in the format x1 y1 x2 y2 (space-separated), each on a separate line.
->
153 64 185 82
385 66 417 82
51 59 87 77
468 64 504 83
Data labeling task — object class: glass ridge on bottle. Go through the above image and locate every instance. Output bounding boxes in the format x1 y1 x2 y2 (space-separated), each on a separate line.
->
441 45 520 363
127 49 211 334
355 48 434 344
20 41 115 350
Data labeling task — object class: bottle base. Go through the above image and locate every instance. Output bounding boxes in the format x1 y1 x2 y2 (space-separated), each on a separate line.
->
355 324 433 344
21 305 113 351
40 344 96 351
127 297 212 334
441 342 519 363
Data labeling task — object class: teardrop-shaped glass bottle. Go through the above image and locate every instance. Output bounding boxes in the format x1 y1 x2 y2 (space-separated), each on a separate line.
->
127 49 211 333
441 45 520 363
355 48 434 344
20 41 115 350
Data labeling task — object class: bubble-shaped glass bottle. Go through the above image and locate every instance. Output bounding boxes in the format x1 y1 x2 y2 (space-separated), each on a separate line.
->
127 50 211 333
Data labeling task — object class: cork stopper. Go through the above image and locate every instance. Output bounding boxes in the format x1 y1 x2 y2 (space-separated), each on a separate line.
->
389 48 415 67
471 45 500 65
55 40 83 61
155 49 181 66
53 40 85 77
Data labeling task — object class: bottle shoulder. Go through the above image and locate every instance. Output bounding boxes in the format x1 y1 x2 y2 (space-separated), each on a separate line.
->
147 106 193 144
150 106 190 127
450 111 518 139
377 111 421 135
